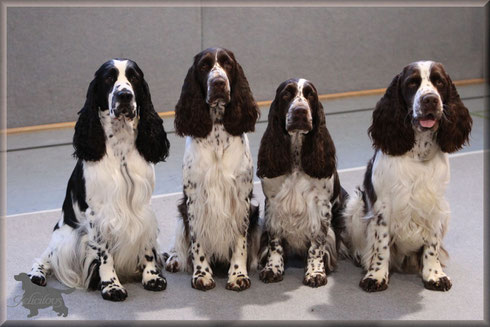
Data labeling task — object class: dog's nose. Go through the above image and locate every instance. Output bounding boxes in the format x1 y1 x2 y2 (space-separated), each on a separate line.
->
211 78 226 91
116 90 133 103
421 94 439 107
292 107 308 120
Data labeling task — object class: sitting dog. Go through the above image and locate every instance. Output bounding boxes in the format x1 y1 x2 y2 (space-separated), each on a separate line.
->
28 59 170 301
164 47 260 292
257 78 346 287
341 61 472 292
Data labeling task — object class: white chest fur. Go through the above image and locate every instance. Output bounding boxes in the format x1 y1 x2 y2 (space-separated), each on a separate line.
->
372 132 450 252
82 112 156 275
183 122 254 261
262 171 334 252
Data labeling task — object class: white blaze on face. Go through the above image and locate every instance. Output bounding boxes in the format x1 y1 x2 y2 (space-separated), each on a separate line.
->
108 60 136 118
286 78 313 133
413 60 443 120
206 52 231 104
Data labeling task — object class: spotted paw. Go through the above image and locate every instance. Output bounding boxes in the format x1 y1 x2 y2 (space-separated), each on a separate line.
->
191 274 216 291
359 277 388 292
303 272 328 288
165 255 180 273
226 274 251 292
143 274 167 291
259 267 283 283
423 276 452 291
29 274 47 287
101 283 128 301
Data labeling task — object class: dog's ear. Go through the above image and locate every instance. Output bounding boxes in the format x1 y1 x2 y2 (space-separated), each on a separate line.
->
73 79 106 161
257 96 292 179
368 73 415 156
174 62 213 138
135 79 170 163
301 101 337 179
223 60 259 136
436 74 472 153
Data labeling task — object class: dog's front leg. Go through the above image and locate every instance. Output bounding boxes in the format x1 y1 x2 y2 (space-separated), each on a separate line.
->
90 241 127 301
259 236 284 283
359 213 391 292
189 233 215 291
303 238 328 287
421 232 452 291
226 234 251 291
140 247 167 291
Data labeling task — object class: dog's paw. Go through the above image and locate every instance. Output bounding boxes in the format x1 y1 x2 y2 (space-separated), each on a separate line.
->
101 283 128 301
359 277 388 292
303 272 328 288
226 274 251 292
191 273 216 291
259 267 283 283
165 255 180 273
143 274 167 292
28 273 47 287
423 276 452 292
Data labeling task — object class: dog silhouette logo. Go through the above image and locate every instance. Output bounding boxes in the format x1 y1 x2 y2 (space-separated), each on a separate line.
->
12 273 75 318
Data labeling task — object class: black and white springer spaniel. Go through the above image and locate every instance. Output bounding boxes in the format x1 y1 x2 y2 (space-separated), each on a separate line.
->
164 48 260 291
28 59 170 301
257 78 346 287
341 61 472 292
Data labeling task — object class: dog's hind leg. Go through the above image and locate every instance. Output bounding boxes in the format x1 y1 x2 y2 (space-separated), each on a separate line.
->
28 233 58 286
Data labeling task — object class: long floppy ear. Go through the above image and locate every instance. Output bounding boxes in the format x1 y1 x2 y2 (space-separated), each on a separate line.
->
223 62 259 136
136 80 170 163
256 98 291 179
436 75 472 153
73 79 106 161
368 74 415 156
301 101 337 179
174 64 212 138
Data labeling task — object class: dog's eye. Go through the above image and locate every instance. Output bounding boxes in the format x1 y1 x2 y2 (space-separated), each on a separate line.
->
434 78 444 87
106 76 116 84
128 75 138 84
407 79 419 89
200 64 209 72
282 91 291 99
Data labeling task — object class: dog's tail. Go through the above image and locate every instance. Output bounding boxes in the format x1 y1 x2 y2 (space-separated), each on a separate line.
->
48 225 96 290
337 187 368 265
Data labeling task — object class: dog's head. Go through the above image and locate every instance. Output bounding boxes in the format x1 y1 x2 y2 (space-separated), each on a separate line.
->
174 47 259 138
369 61 472 155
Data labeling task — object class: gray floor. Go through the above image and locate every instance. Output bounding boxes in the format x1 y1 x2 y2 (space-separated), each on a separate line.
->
4 85 487 321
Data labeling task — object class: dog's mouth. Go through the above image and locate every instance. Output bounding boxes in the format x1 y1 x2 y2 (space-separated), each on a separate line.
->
286 122 312 134
112 105 136 120
413 112 441 131
207 91 231 106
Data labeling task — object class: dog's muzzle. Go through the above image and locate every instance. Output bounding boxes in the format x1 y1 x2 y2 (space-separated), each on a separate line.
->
286 106 313 133
413 93 443 130
112 90 136 119
207 77 230 105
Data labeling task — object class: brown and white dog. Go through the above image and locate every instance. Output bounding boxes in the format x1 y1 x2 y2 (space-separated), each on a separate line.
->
164 48 260 292
341 61 472 292
257 78 346 287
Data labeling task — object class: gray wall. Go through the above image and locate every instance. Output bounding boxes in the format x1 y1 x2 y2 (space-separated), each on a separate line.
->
7 6 484 128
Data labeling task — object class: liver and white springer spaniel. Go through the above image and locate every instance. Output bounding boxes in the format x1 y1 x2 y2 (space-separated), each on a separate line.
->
257 78 346 287
342 61 472 292
165 47 260 292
